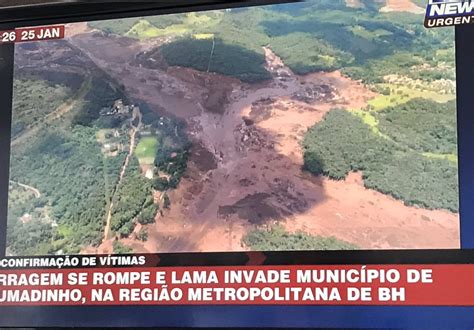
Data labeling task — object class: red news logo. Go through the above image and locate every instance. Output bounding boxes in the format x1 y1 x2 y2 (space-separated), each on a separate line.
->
1 25 65 44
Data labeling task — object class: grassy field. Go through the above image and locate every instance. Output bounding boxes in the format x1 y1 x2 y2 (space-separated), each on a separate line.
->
367 84 455 112
126 20 164 39
194 33 215 39
136 136 159 165
351 109 391 140
125 12 222 40
423 152 458 164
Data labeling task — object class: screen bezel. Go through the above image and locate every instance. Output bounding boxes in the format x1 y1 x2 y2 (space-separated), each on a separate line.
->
0 0 471 270
1 1 474 328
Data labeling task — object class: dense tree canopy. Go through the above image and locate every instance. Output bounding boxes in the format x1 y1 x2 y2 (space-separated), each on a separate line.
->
11 79 72 138
243 226 358 251
377 99 457 154
302 107 458 212
160 38 272 83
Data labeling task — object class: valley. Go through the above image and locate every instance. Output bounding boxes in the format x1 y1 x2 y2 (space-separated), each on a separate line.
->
6 0 460 255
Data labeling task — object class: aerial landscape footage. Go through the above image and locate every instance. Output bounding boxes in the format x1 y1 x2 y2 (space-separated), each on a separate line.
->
6 0 460 256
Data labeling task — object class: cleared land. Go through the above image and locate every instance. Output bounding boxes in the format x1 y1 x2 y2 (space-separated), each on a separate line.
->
136 136 159 165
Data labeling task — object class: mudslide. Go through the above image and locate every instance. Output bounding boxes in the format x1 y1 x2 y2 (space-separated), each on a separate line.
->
68 31 459 253
380 0 425 14
345 0 424 13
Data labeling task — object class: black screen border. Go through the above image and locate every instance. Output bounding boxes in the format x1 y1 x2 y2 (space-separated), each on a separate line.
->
0 0 300 29
0 0 472 265
0 43 13 258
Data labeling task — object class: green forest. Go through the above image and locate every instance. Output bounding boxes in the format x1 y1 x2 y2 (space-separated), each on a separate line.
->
89 18 141 36
11 79 72 137
108 109 190 240
72 76 127 127
377 99 457 154
153 118 190 192
88 0 453 86
302 105 458 212
160 38 271 83
9 0 458 255
7 74 129 255
9 125 109 254
110 158 158 237
243 226 358 251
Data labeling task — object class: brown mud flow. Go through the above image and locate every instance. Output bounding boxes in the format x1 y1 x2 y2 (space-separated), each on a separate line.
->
66 26 458 254
380 0 425 14
346 0 425 14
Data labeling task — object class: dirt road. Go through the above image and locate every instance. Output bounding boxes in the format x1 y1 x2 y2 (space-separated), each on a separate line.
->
9 180 41 198
103 106 143 241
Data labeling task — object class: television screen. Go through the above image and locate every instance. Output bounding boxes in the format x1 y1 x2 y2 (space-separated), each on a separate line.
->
6 0 459 256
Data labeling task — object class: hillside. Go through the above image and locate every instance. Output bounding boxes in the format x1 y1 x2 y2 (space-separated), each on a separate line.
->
7 0 459 255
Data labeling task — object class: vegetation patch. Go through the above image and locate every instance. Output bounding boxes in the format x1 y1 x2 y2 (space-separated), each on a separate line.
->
123 12 222 39
113 240 133 254
7 74 131 255
243 226 358 251
136 136 159 165
423 152 458 164
11 79 72 138
89 18 141 36
151 116 191 192
269 32 353 73
160 38 271 83
302 108 458 212
111 162 157 237
366 84 455 112
377 99 457 155
8 126 111 255
351 109 390 139
126 20 164 39
194 33 215 40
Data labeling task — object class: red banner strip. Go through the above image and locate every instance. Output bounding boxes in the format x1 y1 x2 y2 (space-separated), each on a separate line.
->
0 25 65 44
0 265 472 306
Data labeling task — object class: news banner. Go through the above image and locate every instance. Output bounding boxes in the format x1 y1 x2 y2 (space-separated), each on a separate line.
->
0 255 473 306
0 26 64 43
425 0 474 27
0 14 471 312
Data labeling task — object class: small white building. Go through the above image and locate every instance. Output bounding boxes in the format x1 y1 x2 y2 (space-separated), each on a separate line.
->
145 169 154 180
19 213 32 224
